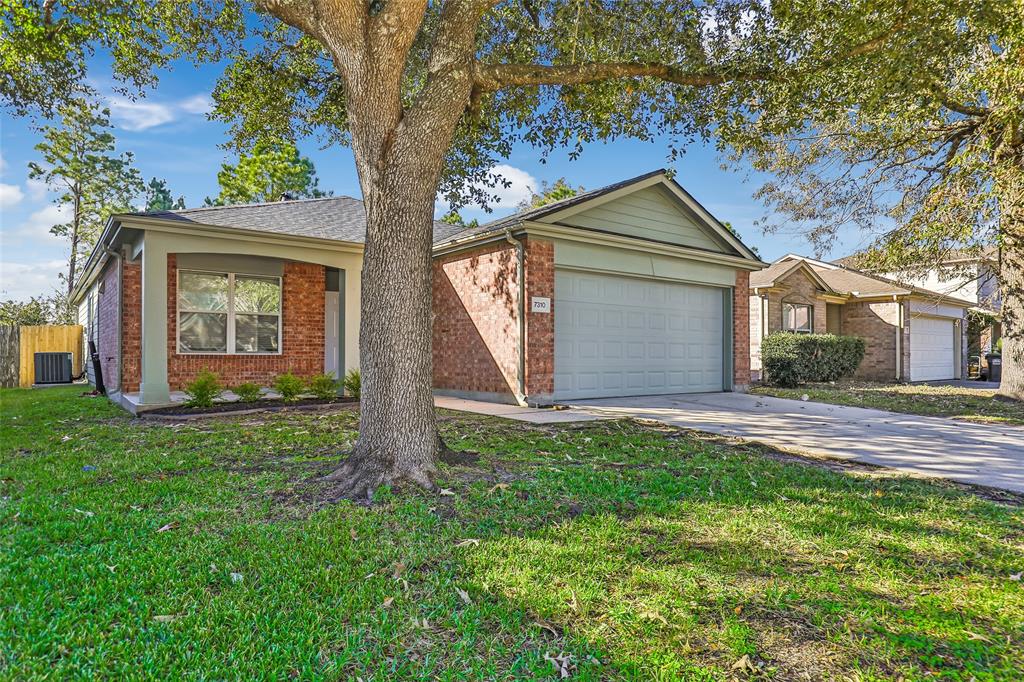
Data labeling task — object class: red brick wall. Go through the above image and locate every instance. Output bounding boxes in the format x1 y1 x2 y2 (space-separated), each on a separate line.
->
733 270 750 389
432 242 520 396
431 237 556 403
841 299 901 381
524 239 554 401
166 254 325 390
95 260 120 391
121 262 141 392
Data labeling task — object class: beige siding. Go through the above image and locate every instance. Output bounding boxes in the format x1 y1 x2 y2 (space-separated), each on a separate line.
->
556 185 727 252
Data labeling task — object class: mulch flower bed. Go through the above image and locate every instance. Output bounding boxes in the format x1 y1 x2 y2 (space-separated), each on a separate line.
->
142 397 358 418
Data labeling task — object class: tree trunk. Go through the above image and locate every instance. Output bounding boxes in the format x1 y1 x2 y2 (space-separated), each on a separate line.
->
324 170 444 499
995 153 1023 401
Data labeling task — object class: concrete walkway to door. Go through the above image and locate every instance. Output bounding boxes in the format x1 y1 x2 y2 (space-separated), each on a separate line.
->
569 392 1024 493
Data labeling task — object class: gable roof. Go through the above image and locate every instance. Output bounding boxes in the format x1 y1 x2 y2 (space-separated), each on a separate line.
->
125 196 463 244
434 169 762 262
754 254 976 307
834 246 998 269
749 257 834 292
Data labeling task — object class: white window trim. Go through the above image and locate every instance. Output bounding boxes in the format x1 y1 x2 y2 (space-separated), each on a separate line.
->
176 269 283 355
783 302 814 334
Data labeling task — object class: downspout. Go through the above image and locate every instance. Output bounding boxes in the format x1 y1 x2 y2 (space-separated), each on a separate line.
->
895 295 903 381
504 229 527 406
102 246 122 393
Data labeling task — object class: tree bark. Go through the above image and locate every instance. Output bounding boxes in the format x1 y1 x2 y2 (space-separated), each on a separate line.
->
995 152 1024 401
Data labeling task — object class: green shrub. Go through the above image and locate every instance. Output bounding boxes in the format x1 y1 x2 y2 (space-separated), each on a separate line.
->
308 372 339 400
994 337 1003 354
342 369 361 400
233 382 263 403
184 370 223 408
761 333 865 387
273 372 306 402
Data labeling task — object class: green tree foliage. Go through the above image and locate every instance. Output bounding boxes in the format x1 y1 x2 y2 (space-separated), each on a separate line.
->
0 294 74 326
439 210 479 229
28 99 143 297
144 177 186 211
518 178 583 210
205 139 329 206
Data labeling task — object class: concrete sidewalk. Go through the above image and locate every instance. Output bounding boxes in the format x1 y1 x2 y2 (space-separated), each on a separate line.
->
434 395 601 424
569 392 1024 493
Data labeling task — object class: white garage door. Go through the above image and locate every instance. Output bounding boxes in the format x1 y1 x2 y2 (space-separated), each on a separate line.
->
910 316 955 381
554 270 724 400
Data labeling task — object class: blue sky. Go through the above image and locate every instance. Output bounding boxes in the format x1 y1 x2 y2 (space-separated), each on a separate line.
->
0 57 871 302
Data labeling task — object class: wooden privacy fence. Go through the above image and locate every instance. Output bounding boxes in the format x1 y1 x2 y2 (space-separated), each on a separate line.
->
11 325 84 388
0 326 18 388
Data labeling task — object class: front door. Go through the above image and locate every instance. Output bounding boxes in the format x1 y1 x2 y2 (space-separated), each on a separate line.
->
325 291 340 378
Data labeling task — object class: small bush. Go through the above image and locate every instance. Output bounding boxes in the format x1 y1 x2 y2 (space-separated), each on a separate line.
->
233 382 263 403
308 372 339 400
761 333 865 387
273 372 306 402
184 370 223 408
342 369 361 400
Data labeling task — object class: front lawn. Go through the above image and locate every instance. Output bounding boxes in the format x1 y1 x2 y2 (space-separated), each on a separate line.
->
751 381 1024 426
2 387 1022 680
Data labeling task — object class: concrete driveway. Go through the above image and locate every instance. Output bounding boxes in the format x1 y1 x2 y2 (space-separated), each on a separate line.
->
569 392 1024 493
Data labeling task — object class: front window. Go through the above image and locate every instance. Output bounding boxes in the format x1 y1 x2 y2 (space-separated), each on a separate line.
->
177 270 281 354
783 303 813 333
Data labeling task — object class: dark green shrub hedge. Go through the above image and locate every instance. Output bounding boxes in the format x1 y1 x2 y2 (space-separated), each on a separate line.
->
761 333 865 387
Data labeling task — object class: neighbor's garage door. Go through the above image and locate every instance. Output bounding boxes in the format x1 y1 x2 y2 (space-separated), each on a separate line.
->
910 316 955 381
554 270 724 400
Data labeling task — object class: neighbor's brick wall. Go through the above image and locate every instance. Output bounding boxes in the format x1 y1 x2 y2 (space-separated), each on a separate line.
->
432 241 520 397
841 300 902 381
732 270 750 390
764 268 828 334
120 261 142 392
524 239 555 401
166 254 325 389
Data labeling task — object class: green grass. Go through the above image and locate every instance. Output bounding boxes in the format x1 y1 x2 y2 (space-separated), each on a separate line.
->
2 387 1022 680
751 382 1024 426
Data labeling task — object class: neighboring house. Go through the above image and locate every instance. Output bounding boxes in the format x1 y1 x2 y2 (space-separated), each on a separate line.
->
839 249 1002 363
749 255 976 383
72 170 763 412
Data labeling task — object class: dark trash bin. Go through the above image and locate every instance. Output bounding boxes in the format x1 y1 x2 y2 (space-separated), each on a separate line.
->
985 353 1002 383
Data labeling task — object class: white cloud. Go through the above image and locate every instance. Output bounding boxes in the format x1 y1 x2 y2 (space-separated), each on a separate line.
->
25 177 48 201
108 96 177 131
479 164 539 207
15 203 72 240
0 183 24 209
179 93 213 115
0 259 67 301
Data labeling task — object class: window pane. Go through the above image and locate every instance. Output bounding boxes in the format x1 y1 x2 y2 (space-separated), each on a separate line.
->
793 305 810 330
179 312 227 352
235 276 281 313
784 304 812 332
179 272 228 311
235 314 279 353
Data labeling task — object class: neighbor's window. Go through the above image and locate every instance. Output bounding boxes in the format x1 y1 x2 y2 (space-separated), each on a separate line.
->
783 303 813 333
177 271 281 354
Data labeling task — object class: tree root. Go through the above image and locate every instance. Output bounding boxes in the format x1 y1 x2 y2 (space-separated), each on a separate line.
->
322 438 445 503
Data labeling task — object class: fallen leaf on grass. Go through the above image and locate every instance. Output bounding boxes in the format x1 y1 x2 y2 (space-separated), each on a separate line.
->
153 614 181 623
487 483 510 495
230 572 244 583
1009 572 1022 582
639 610 668 625
349 528 358 541
392 562 406 579
455 588 472 605
454 538 480 548
73 508 94 518
966 631 992 642
381 597 394 609
731 654 756 672
156 521 179 533
439 488 456 497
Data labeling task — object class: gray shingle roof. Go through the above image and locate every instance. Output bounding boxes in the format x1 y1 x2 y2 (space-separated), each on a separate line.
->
129 196 464 244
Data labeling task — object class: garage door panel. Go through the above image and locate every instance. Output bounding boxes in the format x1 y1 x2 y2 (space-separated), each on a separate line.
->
554 270 725 400
910 316 955 382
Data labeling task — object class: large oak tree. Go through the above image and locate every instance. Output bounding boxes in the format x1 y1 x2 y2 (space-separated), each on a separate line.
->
5 0 1012 496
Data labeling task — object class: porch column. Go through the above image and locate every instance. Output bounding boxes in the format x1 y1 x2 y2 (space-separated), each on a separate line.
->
139 233 171 404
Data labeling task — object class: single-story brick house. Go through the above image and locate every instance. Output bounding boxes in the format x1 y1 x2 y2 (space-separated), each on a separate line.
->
749 255 975 382
71 170 764 412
